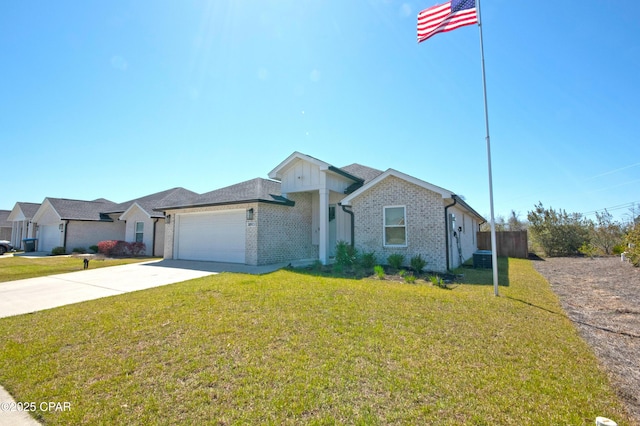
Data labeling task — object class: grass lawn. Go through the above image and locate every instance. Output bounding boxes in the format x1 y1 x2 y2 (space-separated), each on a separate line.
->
0 256 157 283
0 258 631 425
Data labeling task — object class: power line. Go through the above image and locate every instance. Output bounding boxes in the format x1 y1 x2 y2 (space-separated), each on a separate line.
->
582 200 640 216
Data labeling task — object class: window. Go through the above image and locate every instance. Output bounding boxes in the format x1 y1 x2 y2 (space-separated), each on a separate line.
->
135 222 144 243
384 206 406 246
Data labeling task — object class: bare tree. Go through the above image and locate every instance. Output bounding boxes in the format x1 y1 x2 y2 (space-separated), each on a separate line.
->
507 210 527 231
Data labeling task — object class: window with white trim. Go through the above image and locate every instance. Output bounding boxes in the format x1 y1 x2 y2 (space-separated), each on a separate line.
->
135 221 144 243
384 206 407 246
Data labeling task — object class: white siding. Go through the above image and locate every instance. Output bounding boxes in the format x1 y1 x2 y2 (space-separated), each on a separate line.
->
65 220 125 253
448 205 479 268
123 205 156 256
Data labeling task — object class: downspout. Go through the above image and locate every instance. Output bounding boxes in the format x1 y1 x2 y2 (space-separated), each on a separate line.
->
152 218 159 257
339 203 355 248
62 220 69 252
444 196 458 272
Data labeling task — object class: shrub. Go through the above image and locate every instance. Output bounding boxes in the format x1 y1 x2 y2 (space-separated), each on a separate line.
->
112 241 129 256
359 252 377 269
97 240 117 256
612 244 626 256
410 254 427 274
335 241 357 267
128 242 146 256
578 242 598 259
625 223 640 267
404 273 417 284
72 247 86 254
97 241 146 257
387 253 405 270
527 202 589 256
89 245 99 254
374 265 385 280
430 275 447 289
51 246 66 256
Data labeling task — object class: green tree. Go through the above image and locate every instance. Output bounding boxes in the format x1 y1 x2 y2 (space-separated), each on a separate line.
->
625 222 640 266
589 210 624 255
527 202 589 257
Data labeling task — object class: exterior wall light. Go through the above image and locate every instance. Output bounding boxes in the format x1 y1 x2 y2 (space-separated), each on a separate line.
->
246 208 254 221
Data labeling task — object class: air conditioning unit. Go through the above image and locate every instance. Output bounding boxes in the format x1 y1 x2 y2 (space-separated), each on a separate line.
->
473 250 492 268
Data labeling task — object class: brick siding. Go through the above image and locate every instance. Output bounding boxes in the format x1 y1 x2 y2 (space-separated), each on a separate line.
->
163 193 316 265
351 175 447 272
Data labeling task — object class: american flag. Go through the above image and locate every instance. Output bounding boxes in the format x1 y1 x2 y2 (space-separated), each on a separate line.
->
417 0 477 43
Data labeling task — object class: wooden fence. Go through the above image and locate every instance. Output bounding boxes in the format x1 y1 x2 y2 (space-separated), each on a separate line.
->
477 230 528 258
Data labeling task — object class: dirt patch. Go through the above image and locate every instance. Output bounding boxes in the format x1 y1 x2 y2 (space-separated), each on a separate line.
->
532 256 640 425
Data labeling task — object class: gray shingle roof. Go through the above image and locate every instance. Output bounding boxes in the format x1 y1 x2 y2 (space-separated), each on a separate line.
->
16 202 41 218
47 198 118 221
105 187 199 218
340 164 384 184
0 210 10 227
157 178 288 210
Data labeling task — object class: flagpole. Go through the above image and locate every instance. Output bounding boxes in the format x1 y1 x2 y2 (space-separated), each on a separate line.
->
475 0 499 296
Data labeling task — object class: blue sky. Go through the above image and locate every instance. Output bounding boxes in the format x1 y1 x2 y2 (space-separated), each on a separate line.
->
3 1 639 224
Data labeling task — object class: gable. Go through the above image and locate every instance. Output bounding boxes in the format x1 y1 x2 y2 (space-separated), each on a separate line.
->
119 202 149 221
7 202 41 221
341 169 452 206
32 200 62 224
356 175 445 208
268 152 361 194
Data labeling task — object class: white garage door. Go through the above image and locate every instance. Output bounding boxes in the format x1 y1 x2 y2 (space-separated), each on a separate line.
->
39 225 61 252
175 210 246 263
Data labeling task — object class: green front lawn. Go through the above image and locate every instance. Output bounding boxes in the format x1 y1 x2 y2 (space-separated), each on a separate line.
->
0 259 631 425
0 256 156 283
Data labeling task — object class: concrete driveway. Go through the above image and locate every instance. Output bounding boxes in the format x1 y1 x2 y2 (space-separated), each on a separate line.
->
0 259 285 319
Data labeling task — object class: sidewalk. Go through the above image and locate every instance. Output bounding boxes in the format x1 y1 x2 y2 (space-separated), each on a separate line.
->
0 386 40 426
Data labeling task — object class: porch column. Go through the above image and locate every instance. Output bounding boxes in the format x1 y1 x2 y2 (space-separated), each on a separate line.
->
319 188 329 264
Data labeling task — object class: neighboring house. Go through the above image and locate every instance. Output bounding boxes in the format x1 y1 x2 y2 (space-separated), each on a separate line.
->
102 187 198 256
0 210 12 241
157 152 485 272
31 198 123 253
7 202 41 250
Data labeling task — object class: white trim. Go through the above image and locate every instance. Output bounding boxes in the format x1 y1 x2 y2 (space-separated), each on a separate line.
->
119 202 151 221
268 151 331 181
383 205 407 248
32 199 62 223
135 221 144 243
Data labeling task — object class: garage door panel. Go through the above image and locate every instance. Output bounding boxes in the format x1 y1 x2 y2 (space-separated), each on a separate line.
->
176 210 246 263
39 225 61 252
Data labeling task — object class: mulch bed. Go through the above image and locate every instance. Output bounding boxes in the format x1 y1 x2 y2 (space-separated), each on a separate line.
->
532 256 640 425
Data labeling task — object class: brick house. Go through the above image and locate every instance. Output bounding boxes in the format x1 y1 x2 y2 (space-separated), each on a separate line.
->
157 152 484 272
